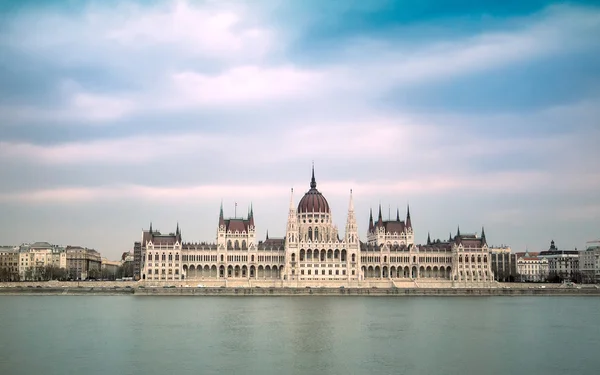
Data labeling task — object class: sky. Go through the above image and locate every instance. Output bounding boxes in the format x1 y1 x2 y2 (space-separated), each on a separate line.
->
1 0 599 260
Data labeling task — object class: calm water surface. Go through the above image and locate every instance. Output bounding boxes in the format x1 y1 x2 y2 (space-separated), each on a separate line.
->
0 296 599 375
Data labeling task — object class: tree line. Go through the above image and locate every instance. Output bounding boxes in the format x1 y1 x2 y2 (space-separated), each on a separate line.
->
0 262 134 282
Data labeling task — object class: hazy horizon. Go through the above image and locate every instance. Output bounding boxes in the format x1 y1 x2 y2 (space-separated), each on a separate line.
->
1 0 599 260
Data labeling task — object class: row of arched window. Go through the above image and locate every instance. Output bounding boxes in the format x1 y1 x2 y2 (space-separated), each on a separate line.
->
294 249 352 262
226 240 247 250
145 253 179 262
459 255 488 263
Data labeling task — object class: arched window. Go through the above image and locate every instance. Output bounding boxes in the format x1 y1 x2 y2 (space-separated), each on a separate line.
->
227 240 232 250
300 249 305 261
220 254 224 262
384 256 387 263
242 240 247 250
234 240 240 250
291 253 296 262
314 228 319 242
351 253 355 262
251 255 255 262
308 227 313 241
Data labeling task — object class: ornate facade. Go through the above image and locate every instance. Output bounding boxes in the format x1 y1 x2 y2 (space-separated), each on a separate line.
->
139 169 494 284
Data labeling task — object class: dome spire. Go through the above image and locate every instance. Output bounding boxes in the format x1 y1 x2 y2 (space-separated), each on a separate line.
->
310 162 317 189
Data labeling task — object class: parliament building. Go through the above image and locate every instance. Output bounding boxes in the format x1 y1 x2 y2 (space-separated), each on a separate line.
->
135 168 493 286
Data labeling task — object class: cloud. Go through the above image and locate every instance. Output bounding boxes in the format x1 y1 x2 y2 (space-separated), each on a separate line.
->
3 2 599 124
167 65 324 107
3 169 600 205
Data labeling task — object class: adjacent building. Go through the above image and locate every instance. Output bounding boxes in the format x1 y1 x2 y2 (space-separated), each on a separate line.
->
516 250 549 282
0 246 20 281
579 240 600 283
539 240 579 282
66 246 102 280
101 258 121 279
137 169 493 285
490 246 517 282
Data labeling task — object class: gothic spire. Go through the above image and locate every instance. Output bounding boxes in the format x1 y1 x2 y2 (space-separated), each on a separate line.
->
310 162 317 189
481 226 486 244
266 230 269 240
377 203 382 223
396 208 400 221
149 222 153 234
369 208 374 232
349 189 354 211
427 232 431 245
406 204 412 228
289 188 295 210
449 232 453 241
219 201 225 226
456 225 461 237
249 203 255 226
176 222 179 234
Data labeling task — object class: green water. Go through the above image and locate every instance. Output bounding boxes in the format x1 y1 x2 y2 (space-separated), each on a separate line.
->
0 296 599 375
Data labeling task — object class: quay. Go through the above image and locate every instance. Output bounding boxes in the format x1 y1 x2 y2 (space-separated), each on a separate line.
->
1 281 599 296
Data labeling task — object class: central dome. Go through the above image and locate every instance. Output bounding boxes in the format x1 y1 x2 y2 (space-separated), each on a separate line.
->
298 167 330 214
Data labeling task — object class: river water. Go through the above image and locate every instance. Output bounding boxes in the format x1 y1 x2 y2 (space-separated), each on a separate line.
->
0 296 599 375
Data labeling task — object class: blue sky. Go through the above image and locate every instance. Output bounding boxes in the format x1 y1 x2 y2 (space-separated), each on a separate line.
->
1 0 599 259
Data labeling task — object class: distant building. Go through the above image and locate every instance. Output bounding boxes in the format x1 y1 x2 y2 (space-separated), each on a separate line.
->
579 240 600 283
516 250 548 282
0 246 20 281
539 240 579 282
490 246 517 282
133 242 142 281
101 258 121 279
66 246 101 280
16 242 66 280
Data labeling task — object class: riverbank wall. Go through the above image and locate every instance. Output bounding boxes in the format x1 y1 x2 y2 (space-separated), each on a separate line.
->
1 284 599 296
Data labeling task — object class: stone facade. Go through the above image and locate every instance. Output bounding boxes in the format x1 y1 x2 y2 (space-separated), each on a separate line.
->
490 247 517 282
66 246 102 280
0 246 20 281
539 240 579 281
138 169 494 285
516 251 549 282
579 241 600 283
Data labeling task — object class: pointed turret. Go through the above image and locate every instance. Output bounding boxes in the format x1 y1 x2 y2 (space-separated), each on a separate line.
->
249 203 254 227
456 225 461 238
449 232 453 241
176 222 182 243
427 232 431 245
345 189 358 244
480 226 486 245
310 162 317 189
368 208 374 232
396 208 400 222
266 230 269 240
149 222 153 234
219 201 225 227
377 203 383 224
406 204 412 229
285 187 299 245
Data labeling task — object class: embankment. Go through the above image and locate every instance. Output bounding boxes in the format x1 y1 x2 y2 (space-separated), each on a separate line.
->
1 285 599 296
